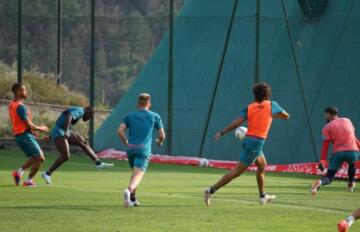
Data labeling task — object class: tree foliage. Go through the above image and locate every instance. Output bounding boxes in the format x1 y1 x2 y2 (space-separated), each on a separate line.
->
0 0 184 107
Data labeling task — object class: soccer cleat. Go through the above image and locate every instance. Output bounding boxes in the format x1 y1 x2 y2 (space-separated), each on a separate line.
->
337 220 349 232
123 189 131 208
96 162 114 169
348 182 355 192
23 180 36 187
12 170 21 186
204 188 212 206
130 200 141 207
259 194 276 205
41 172 52 185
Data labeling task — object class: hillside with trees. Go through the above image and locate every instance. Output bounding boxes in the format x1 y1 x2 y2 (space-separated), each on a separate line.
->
0 0 184 107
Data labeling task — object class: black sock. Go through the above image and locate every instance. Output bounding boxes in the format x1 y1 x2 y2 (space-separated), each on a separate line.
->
348 163 356 184
260 192 266 198
95 160 101 166
130 189 136 202
46 171 51 176
209 186 217 194
320 169 337 186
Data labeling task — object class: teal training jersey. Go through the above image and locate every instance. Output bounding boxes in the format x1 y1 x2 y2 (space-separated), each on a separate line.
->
239 101 285 120
55 107 84 128
122 110 163 156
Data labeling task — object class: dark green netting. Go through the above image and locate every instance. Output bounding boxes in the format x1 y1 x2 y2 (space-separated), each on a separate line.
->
95 0 360 164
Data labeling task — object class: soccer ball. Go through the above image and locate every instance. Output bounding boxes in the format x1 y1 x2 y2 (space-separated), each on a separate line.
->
235 126 248 140
198 158 209 167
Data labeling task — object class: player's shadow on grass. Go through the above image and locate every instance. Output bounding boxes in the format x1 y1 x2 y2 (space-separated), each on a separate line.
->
138 205 195 208
0 184 17 188
0 205 120 211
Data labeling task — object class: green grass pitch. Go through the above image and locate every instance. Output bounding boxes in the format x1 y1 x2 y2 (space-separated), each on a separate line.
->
0 149 358 232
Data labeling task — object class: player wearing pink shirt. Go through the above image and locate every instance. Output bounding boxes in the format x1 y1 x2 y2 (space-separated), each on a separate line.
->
311 106 360 195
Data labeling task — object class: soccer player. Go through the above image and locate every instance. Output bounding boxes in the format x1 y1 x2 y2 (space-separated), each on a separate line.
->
204 82 289 206
41 106 113 184
338 208 360 231
310 106 360 195
9 83 49 186
118 93 165 208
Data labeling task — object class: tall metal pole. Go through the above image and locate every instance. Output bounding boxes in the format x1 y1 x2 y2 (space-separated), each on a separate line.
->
89 0 96 146
56 0 62 85
17 0 22 83
198 0 239 157
281 0 318 160
254 0 260 83
167 0 174 155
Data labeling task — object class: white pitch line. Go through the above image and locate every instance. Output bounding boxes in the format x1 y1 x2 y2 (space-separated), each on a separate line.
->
45 185 348 215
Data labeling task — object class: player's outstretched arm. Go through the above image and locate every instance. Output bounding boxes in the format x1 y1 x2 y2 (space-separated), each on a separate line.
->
156 128 165 146
214 117 245 140
117 123 129 146
317 139 330 172
273 111 290 120
24 118 49 133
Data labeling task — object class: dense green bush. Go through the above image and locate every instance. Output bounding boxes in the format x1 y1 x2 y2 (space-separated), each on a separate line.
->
0 62 89 106
0 62 102 139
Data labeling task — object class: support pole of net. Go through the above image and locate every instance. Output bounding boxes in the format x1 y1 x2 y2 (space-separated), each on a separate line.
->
17 0 22 83
254 0 260 83
198 0 239 157
56 0 62 85
167 0 174 155
89 0 96 147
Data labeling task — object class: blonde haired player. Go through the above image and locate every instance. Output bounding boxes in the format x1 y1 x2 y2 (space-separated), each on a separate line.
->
118 93 165 207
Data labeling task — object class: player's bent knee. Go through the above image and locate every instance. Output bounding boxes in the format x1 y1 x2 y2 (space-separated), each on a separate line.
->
232 169 242 178
61 153 70 161
257 167 265 174
39 156 45 163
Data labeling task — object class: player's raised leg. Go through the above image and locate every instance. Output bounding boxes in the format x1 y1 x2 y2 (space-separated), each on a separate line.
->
67 132 113 169
204 162 247 206
338 208 360 232
311 152 358 195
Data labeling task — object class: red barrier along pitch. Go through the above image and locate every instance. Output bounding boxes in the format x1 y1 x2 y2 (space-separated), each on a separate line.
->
98 149 360 179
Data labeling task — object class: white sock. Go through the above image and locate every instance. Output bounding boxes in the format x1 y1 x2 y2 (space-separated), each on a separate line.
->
17 168 25 176
25 177 32 183
346 216 355 227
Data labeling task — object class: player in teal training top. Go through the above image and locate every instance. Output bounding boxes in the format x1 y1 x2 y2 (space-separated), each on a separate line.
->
41 106 113 184
118 93 165 207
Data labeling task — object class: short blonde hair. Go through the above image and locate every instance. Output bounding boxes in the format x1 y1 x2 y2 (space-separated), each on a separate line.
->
138 93 151 106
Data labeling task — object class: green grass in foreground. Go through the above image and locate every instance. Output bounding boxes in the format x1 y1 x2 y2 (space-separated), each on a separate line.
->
0 149 358 232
